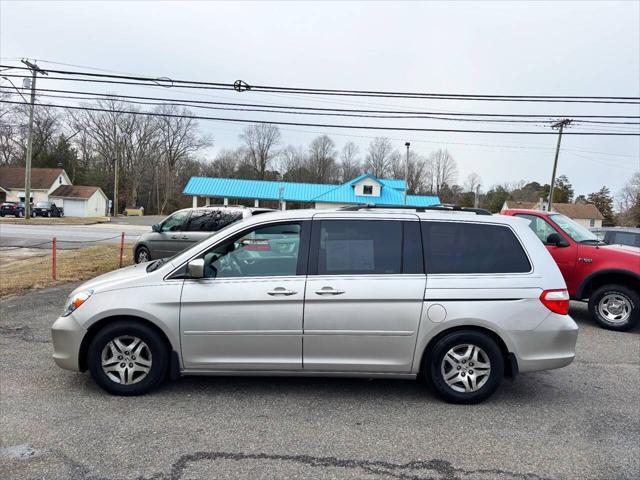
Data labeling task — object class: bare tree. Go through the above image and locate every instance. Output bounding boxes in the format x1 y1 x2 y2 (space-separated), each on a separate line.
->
364 137 393 177
464 172 482 194
339 141 361 181
279 145 309 181
202 148 241 178
307 135 338 183
428 149 458 195
239 123 281 179
155 104 211 213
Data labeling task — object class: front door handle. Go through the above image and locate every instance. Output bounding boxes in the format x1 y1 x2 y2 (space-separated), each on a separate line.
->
315 286 345 296
180 235 189 240
267 287 297 296
171 235 179 239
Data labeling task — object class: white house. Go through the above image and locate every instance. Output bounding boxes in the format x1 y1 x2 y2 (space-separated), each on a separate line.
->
502 200 604 228
49 185 109 217
0 167 70 203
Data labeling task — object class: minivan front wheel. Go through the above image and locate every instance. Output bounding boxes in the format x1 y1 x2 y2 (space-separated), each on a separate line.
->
87 321 167 395
426 330 504 404
135 246 151 264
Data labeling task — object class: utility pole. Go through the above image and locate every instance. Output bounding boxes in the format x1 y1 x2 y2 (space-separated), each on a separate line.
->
22 60 47 219
404 142 410 205
547 119 572 212
474 185 480 209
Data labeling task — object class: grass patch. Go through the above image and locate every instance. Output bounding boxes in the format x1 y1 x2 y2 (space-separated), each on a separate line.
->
0 244 133 299
0 216 111 225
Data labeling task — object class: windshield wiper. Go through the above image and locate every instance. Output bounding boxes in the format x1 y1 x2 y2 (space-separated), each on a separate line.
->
579 239 606 245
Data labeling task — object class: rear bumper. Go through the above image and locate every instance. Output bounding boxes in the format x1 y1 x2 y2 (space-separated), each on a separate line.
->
509 313 579 373
51 315 86 371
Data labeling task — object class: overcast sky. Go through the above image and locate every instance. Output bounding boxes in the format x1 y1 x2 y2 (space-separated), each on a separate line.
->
2 1 639 199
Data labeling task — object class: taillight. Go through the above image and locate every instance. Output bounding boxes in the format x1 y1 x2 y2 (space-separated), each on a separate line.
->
540 289 570 315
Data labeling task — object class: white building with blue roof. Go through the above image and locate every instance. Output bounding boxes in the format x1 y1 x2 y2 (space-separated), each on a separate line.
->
183 173 440 209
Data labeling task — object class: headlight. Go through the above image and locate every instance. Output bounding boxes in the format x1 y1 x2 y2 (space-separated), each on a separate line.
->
62 290 93 317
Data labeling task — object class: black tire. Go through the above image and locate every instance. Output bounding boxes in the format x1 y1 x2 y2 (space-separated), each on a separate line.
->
87 320 168 395
425 330 504 404
588 284 639 331
135 246 151 264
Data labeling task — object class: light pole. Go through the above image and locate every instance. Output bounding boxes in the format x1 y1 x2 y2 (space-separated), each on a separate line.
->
404 142 410 206
113 134 125 217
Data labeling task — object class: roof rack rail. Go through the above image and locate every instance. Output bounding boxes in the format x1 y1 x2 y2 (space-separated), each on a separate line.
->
338 204 492 215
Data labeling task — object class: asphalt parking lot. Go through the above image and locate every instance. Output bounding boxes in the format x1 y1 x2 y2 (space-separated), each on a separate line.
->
1 285 639 480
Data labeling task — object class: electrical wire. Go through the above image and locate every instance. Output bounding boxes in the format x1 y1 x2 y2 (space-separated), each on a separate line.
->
1 85 639 125
1 98 638 136
2 65 639 104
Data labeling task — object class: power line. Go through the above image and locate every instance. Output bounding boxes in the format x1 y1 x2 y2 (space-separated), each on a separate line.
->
2 65 639 104
1 98 638 136
1 85 639 124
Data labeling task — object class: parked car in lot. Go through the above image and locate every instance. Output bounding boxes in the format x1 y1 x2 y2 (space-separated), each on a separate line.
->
52 206 578 403
32 201 63 217
0 201 26 217
133 205 273 263
591 227 640 248
502 208 640 331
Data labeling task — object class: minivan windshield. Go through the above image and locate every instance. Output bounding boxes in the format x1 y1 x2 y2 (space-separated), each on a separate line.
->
550 214 601 243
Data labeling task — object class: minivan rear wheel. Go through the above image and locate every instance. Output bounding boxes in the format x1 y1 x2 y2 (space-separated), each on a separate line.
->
425 330 504 404
589 284 638 331
87 321 167 395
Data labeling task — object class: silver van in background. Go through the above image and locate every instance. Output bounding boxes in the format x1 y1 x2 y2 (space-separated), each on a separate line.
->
133 205 273 263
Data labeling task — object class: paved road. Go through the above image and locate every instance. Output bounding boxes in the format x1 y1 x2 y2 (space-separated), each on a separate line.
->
1 285 639 480
0 223 150 249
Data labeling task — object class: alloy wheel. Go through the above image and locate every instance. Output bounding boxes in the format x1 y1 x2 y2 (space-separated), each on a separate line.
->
440 344 491 393
598 293 632 325
137 249 149 263
101 335 152 385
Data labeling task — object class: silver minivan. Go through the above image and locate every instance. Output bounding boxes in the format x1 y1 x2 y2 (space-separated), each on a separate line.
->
133 205 273 263
52 206 578 404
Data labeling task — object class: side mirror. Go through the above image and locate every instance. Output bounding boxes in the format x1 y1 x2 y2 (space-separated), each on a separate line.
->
152 223 161 233
546 233 570 248
187 258 205 278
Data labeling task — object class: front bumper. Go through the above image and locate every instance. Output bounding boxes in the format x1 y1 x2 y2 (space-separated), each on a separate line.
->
51 315 86 371
509 313 579 373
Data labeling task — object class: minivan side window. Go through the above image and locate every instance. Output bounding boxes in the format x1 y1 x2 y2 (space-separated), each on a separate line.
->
312 220 422 275
421 222 531 274
202 223 302 278
161 211 189 232
185 210 243 232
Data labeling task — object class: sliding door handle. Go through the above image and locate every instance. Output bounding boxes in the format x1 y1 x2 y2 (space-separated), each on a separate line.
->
315 286 345 296
267 287 297 296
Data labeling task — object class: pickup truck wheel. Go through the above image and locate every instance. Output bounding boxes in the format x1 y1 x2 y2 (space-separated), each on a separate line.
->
87 321 168 395
589 285 638 331
425 330 504 404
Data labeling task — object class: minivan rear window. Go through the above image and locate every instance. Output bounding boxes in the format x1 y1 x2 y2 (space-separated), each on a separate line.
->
421 222 531 274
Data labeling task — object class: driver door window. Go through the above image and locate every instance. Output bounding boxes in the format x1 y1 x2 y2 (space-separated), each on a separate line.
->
517 214 557 244
203 223 302 278
161 211 189 232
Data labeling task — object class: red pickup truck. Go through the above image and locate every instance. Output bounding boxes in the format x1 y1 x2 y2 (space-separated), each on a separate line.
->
502 209 640 331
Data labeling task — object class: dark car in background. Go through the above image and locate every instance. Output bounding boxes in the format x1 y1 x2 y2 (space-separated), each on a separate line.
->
32 201 64 217
591 227 640 248
0 202 30 217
